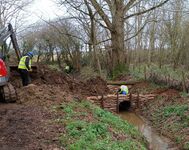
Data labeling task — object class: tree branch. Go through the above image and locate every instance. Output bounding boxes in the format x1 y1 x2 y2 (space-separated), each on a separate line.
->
124 0 137 13
125 20 151 42
125 0 170 20
89 0 112 29
104 0 112 11
38 16 88 44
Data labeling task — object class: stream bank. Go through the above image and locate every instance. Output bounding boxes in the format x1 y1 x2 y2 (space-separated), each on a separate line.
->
130 81 189 149
106 83 182 149
119 111 177 150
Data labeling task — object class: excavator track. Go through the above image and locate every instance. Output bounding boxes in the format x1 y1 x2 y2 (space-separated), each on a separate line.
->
2 83 17 102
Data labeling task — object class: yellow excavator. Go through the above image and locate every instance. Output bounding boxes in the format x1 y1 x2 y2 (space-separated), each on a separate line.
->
0 23 28 102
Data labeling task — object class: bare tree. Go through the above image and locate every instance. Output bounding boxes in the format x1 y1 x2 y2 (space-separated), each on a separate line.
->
57 0 170 72
0 0 33 27
0 0 34 56
88 0 170 68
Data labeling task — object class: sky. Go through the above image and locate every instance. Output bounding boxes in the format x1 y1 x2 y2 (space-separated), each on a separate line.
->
27 0 66 24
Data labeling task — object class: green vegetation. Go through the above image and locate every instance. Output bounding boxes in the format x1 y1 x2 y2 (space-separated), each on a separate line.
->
80 66 107 80
54 100 147 150
162 105 188 118
131 76 189 149
48 64 61 71
112 64 129 79
129 64 188 82
151 104 189 148
180 92 189 98
184 142 189 150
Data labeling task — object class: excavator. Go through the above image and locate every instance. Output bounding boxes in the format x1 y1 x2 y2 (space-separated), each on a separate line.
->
0 23 22 102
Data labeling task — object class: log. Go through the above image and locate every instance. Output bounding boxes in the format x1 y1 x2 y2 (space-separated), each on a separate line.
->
87 93 156 109
107 81 141 85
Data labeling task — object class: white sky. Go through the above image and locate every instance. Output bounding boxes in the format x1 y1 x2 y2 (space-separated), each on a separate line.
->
27 0 66 24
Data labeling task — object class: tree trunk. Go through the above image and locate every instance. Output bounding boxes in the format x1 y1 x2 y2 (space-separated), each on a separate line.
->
91 18 102 76
85 0 102 76
111 1 125 68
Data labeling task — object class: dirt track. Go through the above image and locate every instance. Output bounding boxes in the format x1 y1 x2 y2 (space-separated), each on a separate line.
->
0 103 63 150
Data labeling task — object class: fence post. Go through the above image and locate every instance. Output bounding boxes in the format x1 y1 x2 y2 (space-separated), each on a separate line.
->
137 92 140 108
100 95 104 109
129 93 132 101
129 93 133 108
116 92 119 113
144 65 146 80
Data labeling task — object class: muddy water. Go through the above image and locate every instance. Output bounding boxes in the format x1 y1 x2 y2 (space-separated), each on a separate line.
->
119 112 173 150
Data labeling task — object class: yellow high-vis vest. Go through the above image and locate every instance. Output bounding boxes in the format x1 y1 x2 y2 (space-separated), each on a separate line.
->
18 56 31 71
120 85 129 94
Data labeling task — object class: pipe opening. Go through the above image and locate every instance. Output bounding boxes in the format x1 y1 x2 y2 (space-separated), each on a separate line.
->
119 101 131 112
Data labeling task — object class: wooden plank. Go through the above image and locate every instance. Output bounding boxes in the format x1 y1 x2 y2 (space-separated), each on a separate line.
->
107 81 141 85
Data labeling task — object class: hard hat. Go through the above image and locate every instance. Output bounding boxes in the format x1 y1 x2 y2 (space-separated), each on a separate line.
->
27 51 33 57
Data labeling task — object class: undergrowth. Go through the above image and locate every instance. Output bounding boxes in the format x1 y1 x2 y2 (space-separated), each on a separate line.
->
54 100 147 150
129 63 189 83
151 103 189 149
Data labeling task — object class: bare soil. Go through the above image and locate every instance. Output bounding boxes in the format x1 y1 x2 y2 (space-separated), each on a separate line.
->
2 67 186 149
0 65 109 150
0 104 63 150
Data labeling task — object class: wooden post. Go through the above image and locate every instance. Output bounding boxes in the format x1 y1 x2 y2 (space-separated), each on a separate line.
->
137 92 140 108
116 92 119 113
100 95 104 109
129 93 132 101
129 93 132 108
144 65 146 80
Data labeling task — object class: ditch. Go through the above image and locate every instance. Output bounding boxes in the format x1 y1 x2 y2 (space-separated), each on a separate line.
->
119 110 177 150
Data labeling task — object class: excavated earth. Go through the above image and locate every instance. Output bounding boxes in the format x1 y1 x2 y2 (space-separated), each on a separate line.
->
0 65 109 150
1 67 187 149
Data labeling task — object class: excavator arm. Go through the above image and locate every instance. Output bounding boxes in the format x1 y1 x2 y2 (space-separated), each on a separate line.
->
0 23 21 61
0 24 22 102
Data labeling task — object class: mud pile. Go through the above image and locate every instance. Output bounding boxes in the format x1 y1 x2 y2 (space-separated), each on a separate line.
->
81 76 109 96
11 65 109 104
32 65 109 96
17 84 72 106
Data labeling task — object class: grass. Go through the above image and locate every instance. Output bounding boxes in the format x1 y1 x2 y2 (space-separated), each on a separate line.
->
80 66 107 80
162 105 188 118
48 63 62 71
129 74 189 149
151 104 189 148
54 100 147 150
129 63 188 82
128 64 189 149
184 142 189 149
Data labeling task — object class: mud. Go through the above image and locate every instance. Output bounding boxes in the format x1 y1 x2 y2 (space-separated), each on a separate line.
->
2 67 184 149
0 65 109 149
0 103 64 150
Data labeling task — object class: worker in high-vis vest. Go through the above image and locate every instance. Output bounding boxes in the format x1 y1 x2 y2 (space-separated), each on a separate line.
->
18 51 33 86
64 65 70 73
118 85 129 95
